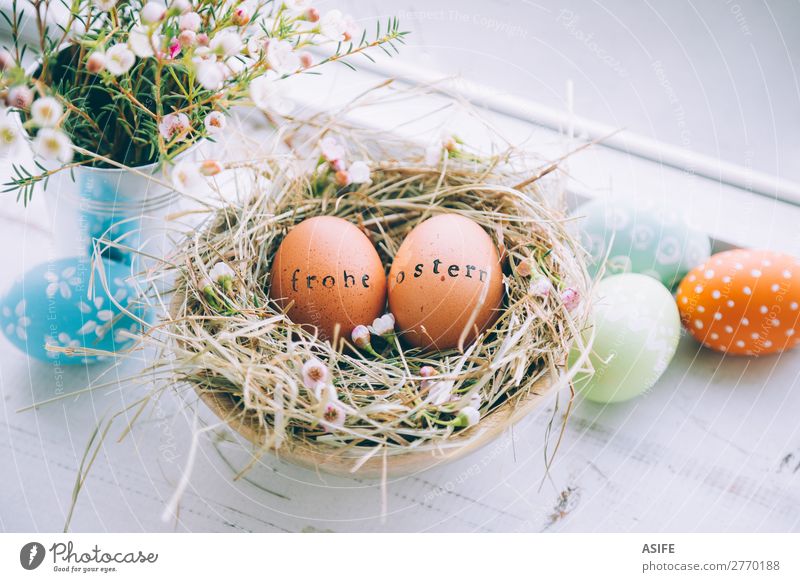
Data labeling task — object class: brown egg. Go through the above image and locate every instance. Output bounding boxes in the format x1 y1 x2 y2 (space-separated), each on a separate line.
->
269 216 386 341
388 213 504 351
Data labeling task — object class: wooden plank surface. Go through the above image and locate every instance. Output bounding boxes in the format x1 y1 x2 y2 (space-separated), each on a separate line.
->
1 66 799 533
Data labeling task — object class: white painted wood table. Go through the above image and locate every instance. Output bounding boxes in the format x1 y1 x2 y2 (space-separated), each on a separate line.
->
1 64 800 534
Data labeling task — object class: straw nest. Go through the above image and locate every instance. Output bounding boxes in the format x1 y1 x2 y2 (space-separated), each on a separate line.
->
164 146 591 477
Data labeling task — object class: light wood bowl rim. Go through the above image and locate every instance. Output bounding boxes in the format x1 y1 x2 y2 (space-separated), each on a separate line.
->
196 368 555 479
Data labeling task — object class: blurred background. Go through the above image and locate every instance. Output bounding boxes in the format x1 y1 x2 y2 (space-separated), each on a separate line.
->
340 0 800 183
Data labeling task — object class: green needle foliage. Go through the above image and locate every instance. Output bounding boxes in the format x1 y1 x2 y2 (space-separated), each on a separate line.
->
0 0 407 204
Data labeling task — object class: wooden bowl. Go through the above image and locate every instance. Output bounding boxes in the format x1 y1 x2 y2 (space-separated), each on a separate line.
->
196 371 555 479
172 288 558 478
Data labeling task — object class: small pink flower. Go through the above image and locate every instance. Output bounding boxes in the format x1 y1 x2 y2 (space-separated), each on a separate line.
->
530 276 553 298
86 51 106 74
320 9 347 40
351 325 371 349
0 49 14 71
334 170 351 187
419 365 437 379
232 7 250 26
299 51 313 69
196 60 224 90
168 39 182 60
560 287 580 312
171 0 191 13
106 43 135 75
371 313 395 336
199 160 223 176
141 1 166 24
321 400 346 431
178 30 196 48
196 33 209 46
32 129 73 163
419 365 437 389
246 34 268 56
30 96 62 126
342 14 360 42
320 135 345 162
209 30 242 58
180 11 202 31
159 112 190 141
0 117 22 152
266 38 300 74
170 160 202 192
302 357 329 391
5 85 33 109
204 111 226 134
348 160 371 184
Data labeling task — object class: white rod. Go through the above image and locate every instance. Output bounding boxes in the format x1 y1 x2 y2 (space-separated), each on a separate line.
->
8 8 797 205
349 56 800 206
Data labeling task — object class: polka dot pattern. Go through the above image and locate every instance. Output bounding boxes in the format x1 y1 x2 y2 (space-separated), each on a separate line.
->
676 249 800 356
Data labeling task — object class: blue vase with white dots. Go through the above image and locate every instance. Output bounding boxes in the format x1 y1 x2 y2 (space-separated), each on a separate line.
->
4 158 181 364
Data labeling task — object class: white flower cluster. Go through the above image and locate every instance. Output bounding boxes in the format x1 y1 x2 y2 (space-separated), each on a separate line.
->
301 357 348 430
1 1 375 170
349 313 395 354
123 1 361 143
91 1 360 117
0 71 74 162
293 353 483 434
319 135 372 187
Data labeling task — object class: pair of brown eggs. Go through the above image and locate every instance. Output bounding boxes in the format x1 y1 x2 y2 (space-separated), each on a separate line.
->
269 214 504 351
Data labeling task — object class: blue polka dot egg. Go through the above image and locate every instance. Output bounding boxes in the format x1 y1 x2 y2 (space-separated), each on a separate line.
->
571 199 711 289
0 257 145 364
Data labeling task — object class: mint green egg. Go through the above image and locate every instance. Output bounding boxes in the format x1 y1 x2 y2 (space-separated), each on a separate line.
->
571 199 710 289
569 274 681 404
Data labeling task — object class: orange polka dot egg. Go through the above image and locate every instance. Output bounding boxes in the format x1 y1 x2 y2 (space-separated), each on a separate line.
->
676 249 800 356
